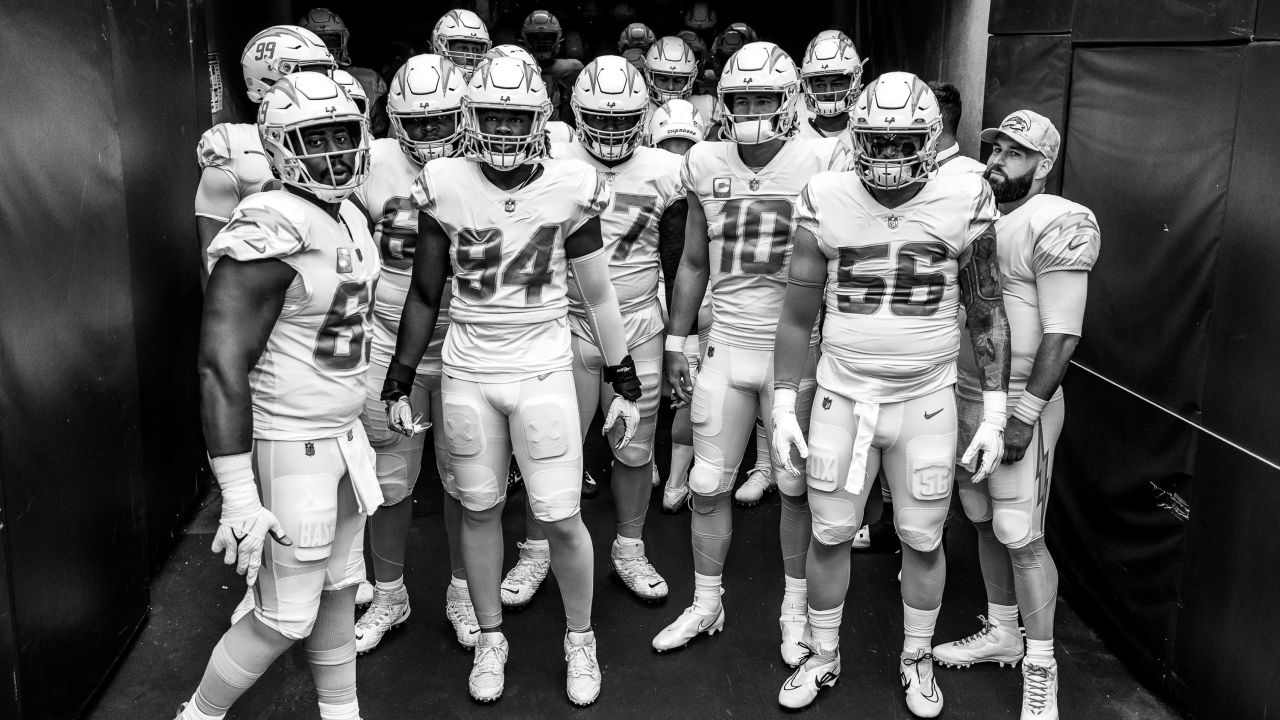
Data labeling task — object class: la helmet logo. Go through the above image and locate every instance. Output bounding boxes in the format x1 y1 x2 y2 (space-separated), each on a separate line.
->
1004 114 1031 133
501 95 511 102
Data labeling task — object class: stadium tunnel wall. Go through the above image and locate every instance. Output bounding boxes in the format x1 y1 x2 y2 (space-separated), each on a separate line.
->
985 0 1280 717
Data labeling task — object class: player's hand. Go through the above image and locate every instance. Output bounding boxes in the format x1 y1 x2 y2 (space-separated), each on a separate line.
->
385 396 424 437
961 421 1005 483
665 351 693 408
603 396 641 450
1002 417 1034 464
770 388 808 476
212 506 291 587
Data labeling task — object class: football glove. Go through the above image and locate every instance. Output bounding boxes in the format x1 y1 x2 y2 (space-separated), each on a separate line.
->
210 453 291 587
770 387 808 476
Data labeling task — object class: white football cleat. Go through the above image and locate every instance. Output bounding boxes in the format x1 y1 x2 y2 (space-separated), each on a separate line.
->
1020 662 1059 719
611 540 668 601
445 582 480 648
900 650 944 718
652 601 725 651
469 632 509 703
230 587 255 625
662 475 690 513
355 580 375 608
500 542 551 608
932 616 1025 668
564 630 602 706
779 609 810 667
734 467 774 506
354 585 410 654
778 644 841 709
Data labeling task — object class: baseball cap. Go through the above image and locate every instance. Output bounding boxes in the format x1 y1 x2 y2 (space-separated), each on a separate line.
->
981 110 1060 164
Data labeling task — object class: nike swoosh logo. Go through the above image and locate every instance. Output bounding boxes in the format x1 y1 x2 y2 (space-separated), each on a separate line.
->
244 238 267 254
921 680 940 701
783 676 805 691
698 615 718 631
502 587 518 594
466 628 480 635
924 409 943 419
649 581 665 588
1067 239 1089 251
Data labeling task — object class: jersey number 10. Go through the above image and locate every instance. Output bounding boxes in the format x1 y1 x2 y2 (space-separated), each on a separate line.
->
719 198 794 275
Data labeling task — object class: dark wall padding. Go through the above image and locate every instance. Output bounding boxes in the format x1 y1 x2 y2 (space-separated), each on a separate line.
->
1061 45 1245 413
981 35 1071 194
0 3 150 718
1259 0 1280 38
989 0 1074 35
1173 43 1280 719
1050 369 1191 685
1072 0 1256 42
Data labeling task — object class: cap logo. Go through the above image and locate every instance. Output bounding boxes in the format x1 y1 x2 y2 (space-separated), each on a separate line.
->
1003 114 1030 133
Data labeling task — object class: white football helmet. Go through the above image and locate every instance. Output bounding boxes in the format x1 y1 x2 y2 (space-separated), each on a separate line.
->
644 36 698 104
331 69 368 116
298 7 350 66
241 25 337 104
849 72 942 190
813 28 852 44
800 35 864 116
463 56 552 170
432 9 491 74
521 10 563 63
483 44 538 68
257 73 370 202
387 54 468 163
717 42 801 144
647 99 706 147
571 55 649 162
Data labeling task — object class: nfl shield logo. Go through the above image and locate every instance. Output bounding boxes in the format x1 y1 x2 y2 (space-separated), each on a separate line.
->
748 178 761 191
336 247 353 273
504 199 517 213
886 215 900 230
713 177 732 198
822 396 832 410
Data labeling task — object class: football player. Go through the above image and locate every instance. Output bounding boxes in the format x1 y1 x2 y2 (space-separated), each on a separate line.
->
300 8 389 137
520 10 584 124
194 25 335 282
709 22 757 76
771 73 1010 716
932 110 1098 720
683 2 717 35
482 44 575 145
346 54 479 654
795 32 864 139
432 9 492 81
500 56 686 606
642 36 717 138
331 69 369 117
383 56 641 706
618 22 657 54
654 42 839 669
929 81 986 175
176 72 379 720
646 99 709 513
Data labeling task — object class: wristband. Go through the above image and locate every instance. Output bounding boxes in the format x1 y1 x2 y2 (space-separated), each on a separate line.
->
380 360 417 403
773 388 798 415
604 354 643 402
211 452 259 517
664 335 688 353
1011 391 1048 426
981 390 1008 427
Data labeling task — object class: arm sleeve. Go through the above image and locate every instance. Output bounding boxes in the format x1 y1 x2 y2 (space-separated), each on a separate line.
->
1036 270 1090 337
658 199 688 305
569 247 630 365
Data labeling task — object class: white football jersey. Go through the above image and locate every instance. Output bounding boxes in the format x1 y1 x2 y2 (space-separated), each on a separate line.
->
410 157 611 381
683 137 839 350
793 104 848 139
195 122 273 219
208 191 379 440
957 194 1100 402
797 171 998 403
555 142 683 348
935 145 987 176
353 138 451 374
548 120 575 145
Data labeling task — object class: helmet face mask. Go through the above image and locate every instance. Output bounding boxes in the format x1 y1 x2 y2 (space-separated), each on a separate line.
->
464 56 552 170
644 37 697 104
521 10 563 63
241 25 337 104
850 72 942 190
299 8 350 66
800 35 864 116
387 54 468 164
572 56 649 162
258 73 370 203
433 10 492 74
716 42 801 145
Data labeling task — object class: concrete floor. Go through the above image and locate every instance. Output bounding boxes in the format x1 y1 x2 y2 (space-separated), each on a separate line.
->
87 426 1183 720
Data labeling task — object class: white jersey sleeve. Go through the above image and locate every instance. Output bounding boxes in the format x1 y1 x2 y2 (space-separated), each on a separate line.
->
210 192 379 440
195 123 275 219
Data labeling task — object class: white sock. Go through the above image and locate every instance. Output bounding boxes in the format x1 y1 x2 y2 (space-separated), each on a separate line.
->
450 575 467 590
782 575 807 613
808 604 843 653
903 602 940 655
522 539 550 557
988 602 1019 631
374 577 404 594
181 696 224 720
615 534 643 550
318 699 360 720
1025 638 1054 666
567 628 594 642
693 572 722 612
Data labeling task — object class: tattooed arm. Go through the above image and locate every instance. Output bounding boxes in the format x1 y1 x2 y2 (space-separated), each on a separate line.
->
957 224 1011 480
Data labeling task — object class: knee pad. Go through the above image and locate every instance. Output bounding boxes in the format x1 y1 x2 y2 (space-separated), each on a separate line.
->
992 507 1038 549
614 438 654 467
894 507 947 552
526 469 581 522
374 438 424 506
957 480 994 523
688 461 726 496
689 489 728 515
442 396 502 512
809 493 859 545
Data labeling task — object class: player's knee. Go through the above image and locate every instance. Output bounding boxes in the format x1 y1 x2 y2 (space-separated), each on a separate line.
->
257 598 321 640
957 482 993 523
688 460 730 496
527 472 581 523
377 480 412 507
809 495 858 545
613 438 653 467
375 456 414 506
689 489 729 516
992 509 1037 549
895 508 946 552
